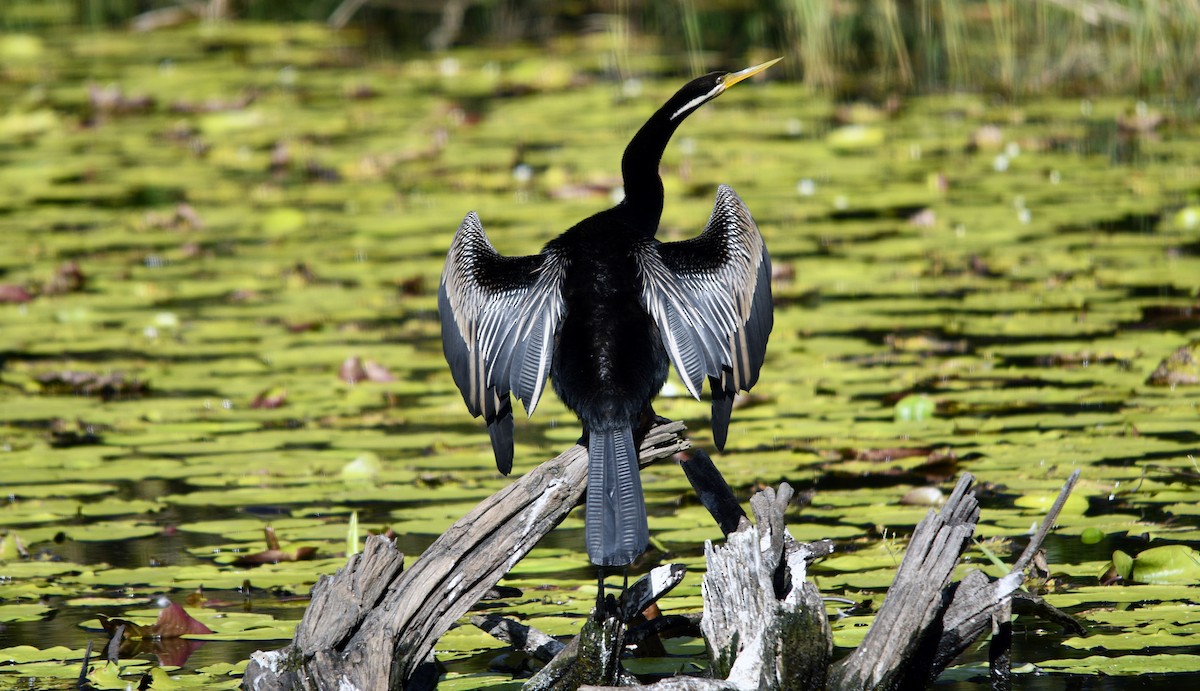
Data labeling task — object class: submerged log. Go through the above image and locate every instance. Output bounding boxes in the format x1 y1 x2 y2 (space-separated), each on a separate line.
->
242 421 689 691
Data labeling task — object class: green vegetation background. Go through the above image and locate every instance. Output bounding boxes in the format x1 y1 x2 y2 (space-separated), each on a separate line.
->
2 1 1200 689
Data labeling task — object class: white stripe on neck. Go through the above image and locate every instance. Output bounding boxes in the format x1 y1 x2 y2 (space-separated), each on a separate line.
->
670 84 724 121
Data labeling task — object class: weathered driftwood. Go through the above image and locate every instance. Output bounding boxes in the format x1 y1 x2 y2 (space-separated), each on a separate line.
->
244 418 1080 691
700 485 833 689
571 466 1081 691
242 421 689 691
830 470 1082 691
471 613 566 663
520 563 688 690
568 480 830 691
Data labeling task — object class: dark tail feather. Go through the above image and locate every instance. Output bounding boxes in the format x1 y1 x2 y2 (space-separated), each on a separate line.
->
585 427 648 566
709 375 733 451
486 396 514 475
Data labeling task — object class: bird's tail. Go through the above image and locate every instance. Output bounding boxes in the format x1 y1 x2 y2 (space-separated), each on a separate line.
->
585 427 648 567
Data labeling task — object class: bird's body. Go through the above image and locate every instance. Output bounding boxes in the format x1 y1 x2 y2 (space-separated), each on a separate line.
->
549 214 669 429
439 60 778 566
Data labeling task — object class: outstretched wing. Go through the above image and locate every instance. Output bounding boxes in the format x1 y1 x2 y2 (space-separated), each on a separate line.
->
438 212 566 474
637 184 773 449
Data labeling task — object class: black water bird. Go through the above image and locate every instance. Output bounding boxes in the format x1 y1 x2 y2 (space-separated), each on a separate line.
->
439 59 777 566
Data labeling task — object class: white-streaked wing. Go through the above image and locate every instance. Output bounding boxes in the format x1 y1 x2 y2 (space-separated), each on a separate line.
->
637 185 772 446
438 212 565 472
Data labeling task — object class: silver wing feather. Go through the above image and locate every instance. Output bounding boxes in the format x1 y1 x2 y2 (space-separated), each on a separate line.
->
438 212 566 473
637 184 773 448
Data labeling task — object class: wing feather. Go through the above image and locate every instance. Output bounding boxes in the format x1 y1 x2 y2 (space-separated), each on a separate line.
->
438 212 566 473
637 185 773 449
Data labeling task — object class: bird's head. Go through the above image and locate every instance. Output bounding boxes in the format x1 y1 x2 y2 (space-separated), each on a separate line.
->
667 58 782 123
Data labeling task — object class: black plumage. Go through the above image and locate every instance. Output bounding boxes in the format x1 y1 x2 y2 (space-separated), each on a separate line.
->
439 59 778 566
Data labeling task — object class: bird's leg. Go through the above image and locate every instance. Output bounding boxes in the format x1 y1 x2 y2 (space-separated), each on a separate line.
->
593 566 606 621
635 407 672 443
619 566 631 621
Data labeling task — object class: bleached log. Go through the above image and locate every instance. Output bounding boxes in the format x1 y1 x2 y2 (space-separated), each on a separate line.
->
242 421 688 690
244 424 1083 691
830 470 1082 690
828 473 981 690
701 485 832 690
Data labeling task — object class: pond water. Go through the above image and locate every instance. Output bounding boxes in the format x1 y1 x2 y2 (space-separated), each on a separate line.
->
1 22 1199 690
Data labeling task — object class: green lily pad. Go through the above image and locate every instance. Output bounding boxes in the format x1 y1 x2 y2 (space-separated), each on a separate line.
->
1036 654 1200 675
1108 545 1200 585
0 603 51 623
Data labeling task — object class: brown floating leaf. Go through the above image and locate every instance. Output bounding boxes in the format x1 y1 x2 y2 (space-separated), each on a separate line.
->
153 602 214 638
286 321 321 333
169 91 256 114
346 84 379 100
340 357 396 383
87 83 155 116
0 284 33 303
304 160 341 182
231 526 318 566
907 208 936 227
1117 107 1165 134
854 447 932 462
141 203 204 231
43 261 86 295
227 288 261 302
231 546 318 567
36 371 148 399
397 275 425 296
250 387 287 408
98 614 151 640
968 124 1004 151
362 360 396 382
339 357 368 384
153 638 206 667
1035 350 1135 369
1146 340 1200 386
770 262 795 284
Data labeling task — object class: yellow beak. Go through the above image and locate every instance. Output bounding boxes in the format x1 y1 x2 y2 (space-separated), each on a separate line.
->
724 58 783 89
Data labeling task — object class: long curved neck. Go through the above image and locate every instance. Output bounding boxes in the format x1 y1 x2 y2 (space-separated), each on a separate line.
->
619 104 685 234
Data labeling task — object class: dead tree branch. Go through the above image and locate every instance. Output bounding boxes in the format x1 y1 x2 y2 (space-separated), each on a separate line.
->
243 421 688 690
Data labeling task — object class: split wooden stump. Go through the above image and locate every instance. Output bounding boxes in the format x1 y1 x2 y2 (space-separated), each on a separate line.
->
242 421 1082 691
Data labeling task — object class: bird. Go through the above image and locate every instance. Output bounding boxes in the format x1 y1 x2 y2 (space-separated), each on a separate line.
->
439 59 777 567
